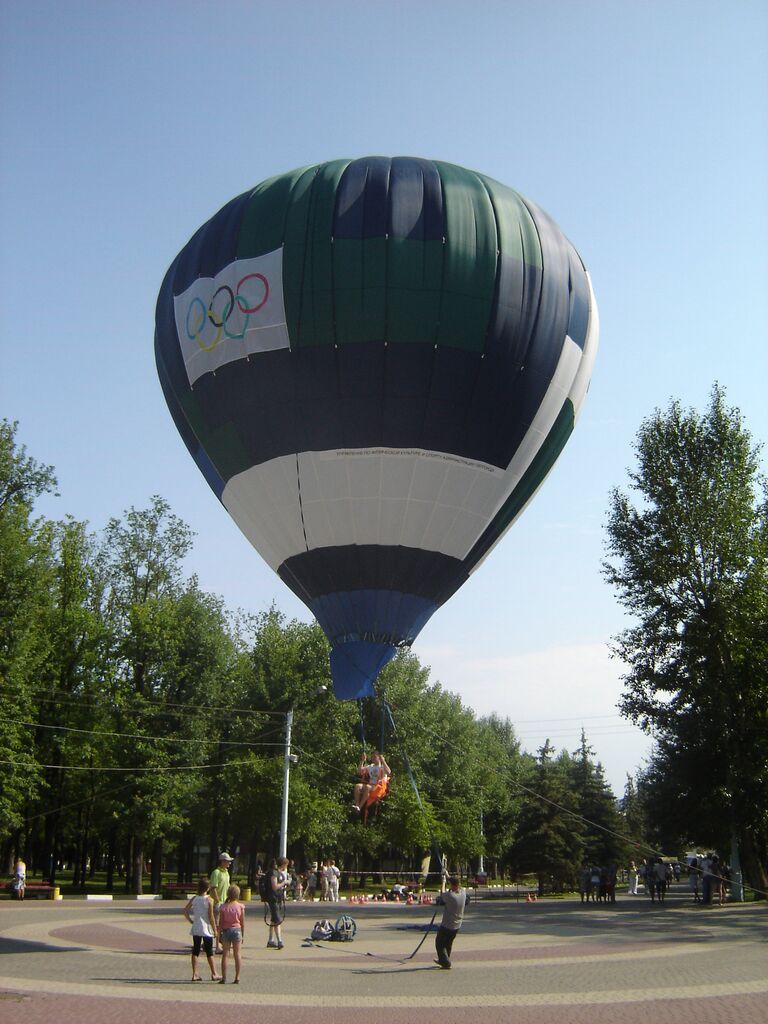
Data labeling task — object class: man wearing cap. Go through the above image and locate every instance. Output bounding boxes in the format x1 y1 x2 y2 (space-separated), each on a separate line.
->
434 874 466 970
210 853 233 953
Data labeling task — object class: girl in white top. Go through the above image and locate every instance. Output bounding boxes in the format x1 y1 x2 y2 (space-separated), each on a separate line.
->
184 877 220 982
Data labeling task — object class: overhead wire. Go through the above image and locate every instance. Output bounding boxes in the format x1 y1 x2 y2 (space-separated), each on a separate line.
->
0 757 257 773
5 685 291 722
0 715 285 749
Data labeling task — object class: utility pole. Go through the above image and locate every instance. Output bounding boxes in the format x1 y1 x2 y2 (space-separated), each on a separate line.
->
279 709 294 860
479 811 485 875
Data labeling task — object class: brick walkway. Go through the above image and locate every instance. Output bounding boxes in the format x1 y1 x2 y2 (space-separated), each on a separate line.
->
1 888 766 1023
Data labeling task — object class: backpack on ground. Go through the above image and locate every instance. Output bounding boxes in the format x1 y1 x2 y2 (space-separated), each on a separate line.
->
310 919 335 941
331 914 357 941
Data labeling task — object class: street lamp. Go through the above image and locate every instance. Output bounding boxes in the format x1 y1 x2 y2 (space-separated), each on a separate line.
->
278 709 296 860
278 686 327 860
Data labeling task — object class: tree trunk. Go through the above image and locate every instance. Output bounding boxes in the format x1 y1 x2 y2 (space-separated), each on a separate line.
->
151 837 162 894
209 802 221 874
177 829 194 884
125 835 134 892
72 807 84 889
132 834 144 895
106 828 116 890
739 826 768 899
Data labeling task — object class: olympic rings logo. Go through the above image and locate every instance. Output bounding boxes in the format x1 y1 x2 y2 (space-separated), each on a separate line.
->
184 272 270 352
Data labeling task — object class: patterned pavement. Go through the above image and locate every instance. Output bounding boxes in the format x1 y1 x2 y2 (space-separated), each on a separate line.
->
1 887 766 1023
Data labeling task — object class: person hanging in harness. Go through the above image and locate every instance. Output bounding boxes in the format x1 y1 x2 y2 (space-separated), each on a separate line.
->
351 750 391 817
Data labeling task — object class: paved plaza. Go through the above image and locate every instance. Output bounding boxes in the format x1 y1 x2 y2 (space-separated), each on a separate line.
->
1 886 766 1023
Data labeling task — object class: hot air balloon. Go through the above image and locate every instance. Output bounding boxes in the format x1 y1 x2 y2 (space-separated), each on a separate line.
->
155 157 598 702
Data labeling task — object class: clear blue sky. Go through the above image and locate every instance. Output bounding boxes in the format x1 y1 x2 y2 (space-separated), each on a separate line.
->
2 1 766 793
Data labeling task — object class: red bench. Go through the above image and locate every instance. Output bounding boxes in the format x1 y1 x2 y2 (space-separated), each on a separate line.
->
1 880 53 898
162 882 195 899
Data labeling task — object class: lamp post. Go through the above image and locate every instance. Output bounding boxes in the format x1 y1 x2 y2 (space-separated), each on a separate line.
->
278 686 326 861
279 709 294 861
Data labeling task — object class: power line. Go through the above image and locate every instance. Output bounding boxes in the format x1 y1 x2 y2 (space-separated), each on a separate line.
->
5 686 289 721
0 715 285 749
0 757 255 773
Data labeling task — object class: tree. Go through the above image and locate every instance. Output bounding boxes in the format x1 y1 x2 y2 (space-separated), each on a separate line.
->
96 497 209 893
510 741 584 894
620 774 647 853
568 730 629 867
604 386 768 895
0 421 57 850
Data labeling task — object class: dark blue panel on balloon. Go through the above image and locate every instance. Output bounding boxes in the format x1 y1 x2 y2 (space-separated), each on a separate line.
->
339 396 384 446
334 157 391 239
566 243 590 349
520 199 570 384
172 190 252 292
311 589 436 646
429 346 479 404
278 545 468 608
384 341 434 398
193 443 226 499
337 341 385 398
486 255 541 365
330 641 396 700
155 259 191 399
388 157 444 241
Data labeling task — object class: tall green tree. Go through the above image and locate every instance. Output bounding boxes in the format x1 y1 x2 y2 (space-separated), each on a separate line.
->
0 421 57 850
97 497 218 893
569 730 629 867
604 386 768 895
32 517 108 885
510 742 584 894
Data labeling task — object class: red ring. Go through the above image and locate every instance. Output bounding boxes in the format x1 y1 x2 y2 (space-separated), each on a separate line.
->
236 273 269 314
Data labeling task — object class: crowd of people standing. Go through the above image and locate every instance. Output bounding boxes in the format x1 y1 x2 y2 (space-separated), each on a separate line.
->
577 855 730 906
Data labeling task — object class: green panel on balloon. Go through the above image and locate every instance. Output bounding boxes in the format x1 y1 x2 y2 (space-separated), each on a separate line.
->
333 237 387 344
282 166 323 346
179 395 250 480
236 167 305 259
480 175 542 268
386 238 444 343
295 160 349 348
435 162 498 352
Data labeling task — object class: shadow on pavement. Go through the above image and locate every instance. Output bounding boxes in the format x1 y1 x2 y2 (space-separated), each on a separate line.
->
0 937 86 955
93 977 194 986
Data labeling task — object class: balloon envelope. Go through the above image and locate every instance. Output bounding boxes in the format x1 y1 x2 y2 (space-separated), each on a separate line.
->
155 157 598 700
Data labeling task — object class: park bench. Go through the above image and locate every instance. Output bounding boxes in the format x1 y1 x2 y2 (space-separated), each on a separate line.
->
161 882 195 899
1 880 53 898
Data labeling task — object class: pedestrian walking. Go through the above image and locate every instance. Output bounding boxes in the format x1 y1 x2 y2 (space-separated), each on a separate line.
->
11 857 26 901
266 856 288 949
209 852 233 953
627 860 638 895
183 877 220 982
328 859 341 902
218 884 245 984
434 874 466 970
